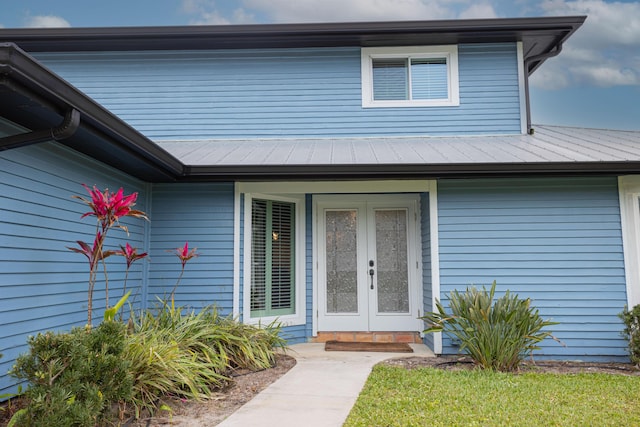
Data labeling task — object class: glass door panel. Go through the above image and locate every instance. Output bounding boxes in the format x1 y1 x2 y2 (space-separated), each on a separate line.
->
325 210 358 313
316 195 420 333
374 209 409 313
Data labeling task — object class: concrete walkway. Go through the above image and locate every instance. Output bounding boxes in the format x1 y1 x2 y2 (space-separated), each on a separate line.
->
217 342 435 427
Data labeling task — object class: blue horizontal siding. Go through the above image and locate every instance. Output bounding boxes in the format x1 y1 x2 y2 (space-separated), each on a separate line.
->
147 183 235 313
282 325 308 344
0 141 149 397
437 177 628 361
35 43 521 138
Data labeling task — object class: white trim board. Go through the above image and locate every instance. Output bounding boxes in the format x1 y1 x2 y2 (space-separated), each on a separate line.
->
619 176 640 307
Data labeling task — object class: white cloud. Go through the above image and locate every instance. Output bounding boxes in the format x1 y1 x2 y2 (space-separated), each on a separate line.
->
183 0 255 25
531 0 640 89
183 0 498 24
459 3 499 19
242 0 454 22
24 15 71 28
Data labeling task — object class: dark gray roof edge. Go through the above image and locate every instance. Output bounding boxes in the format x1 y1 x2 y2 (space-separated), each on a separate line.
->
0 42 184 178
182 160 640 182
0 16 585 53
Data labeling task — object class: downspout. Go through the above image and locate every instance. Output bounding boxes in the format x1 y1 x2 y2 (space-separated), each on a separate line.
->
523 43 563 135
0 108 81 150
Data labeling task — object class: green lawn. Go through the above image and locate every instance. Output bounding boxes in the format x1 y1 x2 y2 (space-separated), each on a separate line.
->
344 365 640 426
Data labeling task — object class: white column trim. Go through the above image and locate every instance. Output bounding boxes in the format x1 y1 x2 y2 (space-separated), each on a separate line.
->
232 183 241 318
619 176 640 307
428 180 442 354
517 41 527 135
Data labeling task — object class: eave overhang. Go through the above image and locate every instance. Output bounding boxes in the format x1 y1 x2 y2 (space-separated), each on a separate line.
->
0 16 585 76
0 42 184 181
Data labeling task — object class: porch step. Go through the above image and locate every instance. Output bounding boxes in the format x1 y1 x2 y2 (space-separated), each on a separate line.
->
313 331 422 344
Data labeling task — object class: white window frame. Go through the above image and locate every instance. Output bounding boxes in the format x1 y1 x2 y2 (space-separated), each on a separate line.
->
619 176 640 307
242 192 306 326
361 45 460 108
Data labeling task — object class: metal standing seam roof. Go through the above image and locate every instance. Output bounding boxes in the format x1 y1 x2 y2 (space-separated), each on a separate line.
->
156 125 640 168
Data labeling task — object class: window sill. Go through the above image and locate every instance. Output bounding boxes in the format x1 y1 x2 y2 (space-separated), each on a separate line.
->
362 98 460 108
245 313 306 328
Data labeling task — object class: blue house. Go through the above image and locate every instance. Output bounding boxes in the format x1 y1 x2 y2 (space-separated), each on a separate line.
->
2 15 640 395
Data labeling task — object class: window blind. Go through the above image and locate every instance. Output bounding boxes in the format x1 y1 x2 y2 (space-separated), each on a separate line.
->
372 57 448 101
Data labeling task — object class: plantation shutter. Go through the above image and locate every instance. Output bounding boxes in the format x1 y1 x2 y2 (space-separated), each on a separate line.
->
251 199 295 317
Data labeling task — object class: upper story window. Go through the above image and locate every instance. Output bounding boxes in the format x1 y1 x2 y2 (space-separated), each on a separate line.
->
361 46 459 108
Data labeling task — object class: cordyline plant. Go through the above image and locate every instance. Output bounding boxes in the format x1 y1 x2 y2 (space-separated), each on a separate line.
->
68 184 148 325
168 242 198 303
422 281 561 372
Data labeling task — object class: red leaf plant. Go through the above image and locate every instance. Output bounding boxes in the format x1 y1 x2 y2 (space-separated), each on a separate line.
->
167 242 198 303
114 243 149 295
69 185 148 325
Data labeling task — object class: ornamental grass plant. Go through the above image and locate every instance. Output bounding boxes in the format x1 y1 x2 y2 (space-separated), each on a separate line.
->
124 301 285 417
421 281 559 371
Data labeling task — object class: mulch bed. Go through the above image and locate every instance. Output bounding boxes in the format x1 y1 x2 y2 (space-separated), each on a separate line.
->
383 355 640 375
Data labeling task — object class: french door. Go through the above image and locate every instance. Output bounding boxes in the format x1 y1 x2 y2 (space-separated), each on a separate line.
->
316 195 422 332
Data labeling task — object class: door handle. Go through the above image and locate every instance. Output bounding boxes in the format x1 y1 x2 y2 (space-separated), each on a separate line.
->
369 260 375 290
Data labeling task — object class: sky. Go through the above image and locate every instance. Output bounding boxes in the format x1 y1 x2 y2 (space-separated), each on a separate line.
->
0 0 638 131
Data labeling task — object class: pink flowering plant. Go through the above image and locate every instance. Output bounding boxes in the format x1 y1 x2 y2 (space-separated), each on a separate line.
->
69 184 148 325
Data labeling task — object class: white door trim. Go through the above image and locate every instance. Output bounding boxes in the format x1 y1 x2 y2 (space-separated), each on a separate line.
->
314 194 422 332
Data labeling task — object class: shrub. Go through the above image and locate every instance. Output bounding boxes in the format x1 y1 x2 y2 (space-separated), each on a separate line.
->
421 281 559 372
123 301 286 417
619 304 640 365
9 321 132 426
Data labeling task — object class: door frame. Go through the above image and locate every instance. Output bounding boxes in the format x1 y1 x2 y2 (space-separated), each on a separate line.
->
315 195 422 332
314 193 425 334
235 180 441 353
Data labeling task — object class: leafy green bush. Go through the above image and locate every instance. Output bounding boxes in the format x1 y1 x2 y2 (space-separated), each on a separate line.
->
421 281 559 372
619 304 640 365
9 321 132 426
123 301 286 417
